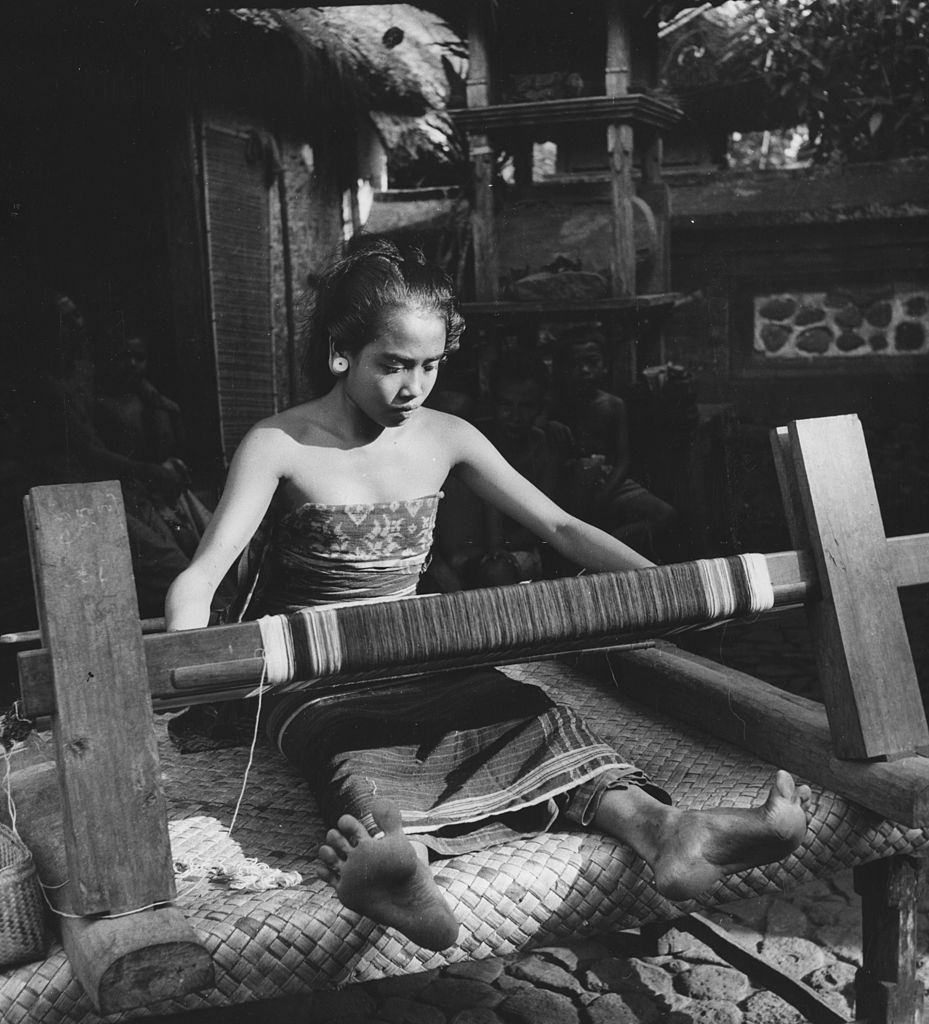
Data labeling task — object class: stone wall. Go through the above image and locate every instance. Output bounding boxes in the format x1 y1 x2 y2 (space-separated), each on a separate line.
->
754 284 929 360
665 209 929 553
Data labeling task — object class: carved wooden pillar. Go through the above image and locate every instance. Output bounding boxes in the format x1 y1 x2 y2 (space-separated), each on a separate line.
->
605 0 635 299
467 0 498 301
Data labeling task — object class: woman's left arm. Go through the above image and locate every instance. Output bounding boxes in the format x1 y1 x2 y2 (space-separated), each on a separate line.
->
448 418 654 573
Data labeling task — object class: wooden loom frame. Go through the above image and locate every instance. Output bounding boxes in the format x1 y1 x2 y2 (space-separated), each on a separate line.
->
9 413 929 1023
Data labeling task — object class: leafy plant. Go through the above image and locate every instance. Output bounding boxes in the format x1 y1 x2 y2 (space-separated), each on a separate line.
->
726 0 929 162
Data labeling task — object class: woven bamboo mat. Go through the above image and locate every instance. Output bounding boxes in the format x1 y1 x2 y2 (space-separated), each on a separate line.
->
3 657 928 1023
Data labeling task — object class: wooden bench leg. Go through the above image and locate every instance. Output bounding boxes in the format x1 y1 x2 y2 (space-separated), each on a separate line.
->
854 855 926 1024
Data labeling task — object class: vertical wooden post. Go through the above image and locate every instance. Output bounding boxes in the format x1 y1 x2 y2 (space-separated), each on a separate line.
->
770 416 929 759
4 761 213 1013
854 856 926 1024
639 130 671 296
26 483 175 914
467 0 498 301
605 0 636 299
513 130 533 188
631 5 670 298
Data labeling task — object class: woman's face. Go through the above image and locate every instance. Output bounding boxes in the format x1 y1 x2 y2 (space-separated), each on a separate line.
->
340 309 446 428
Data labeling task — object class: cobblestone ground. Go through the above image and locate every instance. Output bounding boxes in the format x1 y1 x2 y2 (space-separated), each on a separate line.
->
294 864 929 1023
162 591 929 1024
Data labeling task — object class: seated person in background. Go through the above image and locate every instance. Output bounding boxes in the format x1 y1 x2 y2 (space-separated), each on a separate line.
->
93 322 228 616
96 327 186 464
553 325 678 562
478 350 575 585
25 298 224 619
24 295 192 616
95 323 211 560
441 350 574 588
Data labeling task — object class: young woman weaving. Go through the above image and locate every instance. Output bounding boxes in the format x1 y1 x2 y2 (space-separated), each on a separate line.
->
165 238 809 952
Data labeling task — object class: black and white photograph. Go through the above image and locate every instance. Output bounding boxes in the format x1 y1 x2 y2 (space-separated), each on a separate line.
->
1 3 927 1022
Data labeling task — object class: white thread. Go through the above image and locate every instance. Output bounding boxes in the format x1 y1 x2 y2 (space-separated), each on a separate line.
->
228 652 267 837
258 615 291 685
3 747 17 837
37 883 172 920
740 552 775 613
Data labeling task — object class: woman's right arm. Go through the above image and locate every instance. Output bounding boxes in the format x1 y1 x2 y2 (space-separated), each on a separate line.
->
164 425 286 630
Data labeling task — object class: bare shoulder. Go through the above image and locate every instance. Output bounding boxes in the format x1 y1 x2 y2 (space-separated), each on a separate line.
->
420 407 485 449
230 406 316 473
592 390 626 420
245 402 330 447
593 389 625 409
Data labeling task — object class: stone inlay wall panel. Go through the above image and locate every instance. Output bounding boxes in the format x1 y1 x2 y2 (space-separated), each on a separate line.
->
753 283 929 359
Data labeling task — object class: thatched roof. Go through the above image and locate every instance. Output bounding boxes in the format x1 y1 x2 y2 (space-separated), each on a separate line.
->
233 7 461 109
230 6 464 162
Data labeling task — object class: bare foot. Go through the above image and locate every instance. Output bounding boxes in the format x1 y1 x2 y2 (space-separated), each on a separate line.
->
651 770 811 901
316 798 460 951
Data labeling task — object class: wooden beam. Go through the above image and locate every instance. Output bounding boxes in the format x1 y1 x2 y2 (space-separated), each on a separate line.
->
466 1 497 301
629 0 670 299
773 416 929 760
25 484 176 916
450 95 683 132
459 294 678 316
609 643 929 828
890 532 929 588
677 913 849 1024
17 537 928 720
854 856 927 1024
638 131 671 294
18 549 819 717
3 761 213 1013
2 618 165 645
606 0 636 299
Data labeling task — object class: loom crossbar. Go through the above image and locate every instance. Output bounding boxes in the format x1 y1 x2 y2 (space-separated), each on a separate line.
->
18 548 815 718
15 536 925 718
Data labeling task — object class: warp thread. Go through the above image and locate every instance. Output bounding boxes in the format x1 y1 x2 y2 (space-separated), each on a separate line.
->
256 554 775 691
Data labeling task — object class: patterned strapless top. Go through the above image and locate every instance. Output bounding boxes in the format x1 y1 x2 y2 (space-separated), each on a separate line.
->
252 494 442 614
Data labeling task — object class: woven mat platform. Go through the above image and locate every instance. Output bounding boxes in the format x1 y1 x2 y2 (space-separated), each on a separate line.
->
3 657 929 1023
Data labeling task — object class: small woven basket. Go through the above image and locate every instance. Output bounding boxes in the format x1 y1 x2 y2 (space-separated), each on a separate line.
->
0 823 49 968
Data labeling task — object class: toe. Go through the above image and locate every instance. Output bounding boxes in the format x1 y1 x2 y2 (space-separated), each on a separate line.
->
371 797 404 837
773 769 795 799
325 829 353 859
318 843 341 868
797 784 812 805
337 814 372 846
315 862 339 884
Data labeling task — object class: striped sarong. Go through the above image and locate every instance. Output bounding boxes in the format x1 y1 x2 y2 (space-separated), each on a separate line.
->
265 668 655 855
251 500 771 854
